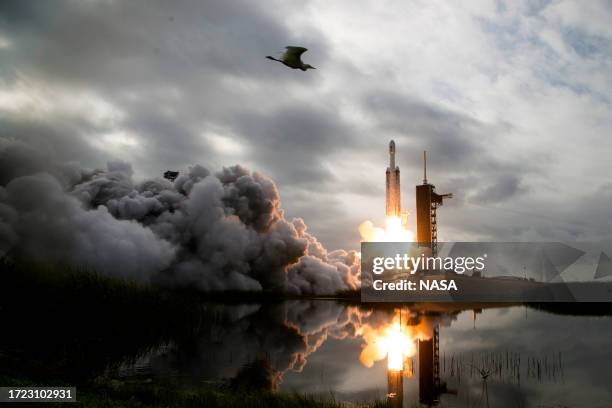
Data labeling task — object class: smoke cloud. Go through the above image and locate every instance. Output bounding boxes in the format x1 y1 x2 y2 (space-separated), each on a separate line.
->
0 143 359 294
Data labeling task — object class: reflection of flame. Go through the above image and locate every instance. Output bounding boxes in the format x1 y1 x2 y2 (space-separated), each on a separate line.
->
359 311 412 371
358 310 433 372
383 322 413 371
359 216 414 242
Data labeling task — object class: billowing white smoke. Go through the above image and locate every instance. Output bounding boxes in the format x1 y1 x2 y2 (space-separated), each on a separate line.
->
0 144 359 294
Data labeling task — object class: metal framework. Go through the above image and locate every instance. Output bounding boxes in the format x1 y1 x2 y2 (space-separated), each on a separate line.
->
433 325 440 390
431 202 439 257
416 151 452 258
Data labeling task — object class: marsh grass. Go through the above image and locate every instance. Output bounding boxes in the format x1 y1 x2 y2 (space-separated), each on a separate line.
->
0 260 390 407
0 259 210 381
71 379 390 408
0 375 390 408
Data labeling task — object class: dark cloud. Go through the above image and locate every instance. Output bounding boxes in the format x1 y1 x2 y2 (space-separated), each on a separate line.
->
121 105 212 172
0 0 325 86
0 117 107 170
234 105 353 186
363 90 489 169
1 0 611 251
362 90 533 205
470 173 528 204
0 0 336 195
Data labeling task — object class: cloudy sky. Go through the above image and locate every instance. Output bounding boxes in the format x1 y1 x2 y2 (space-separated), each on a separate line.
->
1 0 611 251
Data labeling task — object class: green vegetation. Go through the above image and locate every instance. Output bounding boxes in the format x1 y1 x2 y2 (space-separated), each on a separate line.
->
0 260 388 407
0 376 389 408
0 259 212 382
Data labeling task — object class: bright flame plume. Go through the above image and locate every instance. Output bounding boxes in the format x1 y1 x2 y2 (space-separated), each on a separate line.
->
359 216 414 242
359 311 413 371
381 322 414 371
357 212 417 370
358 310 434 372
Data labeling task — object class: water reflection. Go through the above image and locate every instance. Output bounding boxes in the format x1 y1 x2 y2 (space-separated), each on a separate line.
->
117 301 612 407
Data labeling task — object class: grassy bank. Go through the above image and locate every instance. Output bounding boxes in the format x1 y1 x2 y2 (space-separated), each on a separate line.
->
0 259 211 382
0 260 390 407
0 375 389 408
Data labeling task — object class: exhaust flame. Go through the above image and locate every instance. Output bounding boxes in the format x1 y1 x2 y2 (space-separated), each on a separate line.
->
382 322 413 371
358 310 434 372
358 311 414 371
359 216 414 242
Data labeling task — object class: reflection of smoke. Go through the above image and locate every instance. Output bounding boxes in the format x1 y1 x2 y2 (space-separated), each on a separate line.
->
140 302 387 387
285 300 374 371
131 302 460 390
0 143 359 294
137 303 307 388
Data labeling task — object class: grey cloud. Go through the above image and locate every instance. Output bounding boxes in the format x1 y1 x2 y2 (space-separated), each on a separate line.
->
1 0 611 252
0 0 334 187
234 105 353 186
0 117 108 171
121 106 212 173
363 91 488 168
362 90 532 204
470 173 528 204
0 0 317 86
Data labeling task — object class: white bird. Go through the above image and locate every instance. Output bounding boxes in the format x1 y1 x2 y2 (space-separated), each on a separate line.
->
266 46 316 71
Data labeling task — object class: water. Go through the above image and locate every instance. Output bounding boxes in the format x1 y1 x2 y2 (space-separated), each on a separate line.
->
114 301 612 407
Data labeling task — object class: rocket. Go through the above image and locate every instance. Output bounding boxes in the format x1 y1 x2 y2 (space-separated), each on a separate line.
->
386 140 401 217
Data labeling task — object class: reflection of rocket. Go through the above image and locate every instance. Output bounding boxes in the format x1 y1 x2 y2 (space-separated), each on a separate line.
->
386 140 401 217
387 369 403 408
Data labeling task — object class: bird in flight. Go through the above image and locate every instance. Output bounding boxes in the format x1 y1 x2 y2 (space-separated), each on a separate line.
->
266 46 316 71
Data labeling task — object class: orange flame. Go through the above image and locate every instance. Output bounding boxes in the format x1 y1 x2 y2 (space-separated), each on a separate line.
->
357 213 418 371
358 310 433 372
359 216 414 242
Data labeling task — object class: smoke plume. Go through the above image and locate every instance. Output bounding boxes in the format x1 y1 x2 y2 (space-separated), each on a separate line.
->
0 143 359 294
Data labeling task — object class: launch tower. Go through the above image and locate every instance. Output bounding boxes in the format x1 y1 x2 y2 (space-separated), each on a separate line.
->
415 151 452 256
